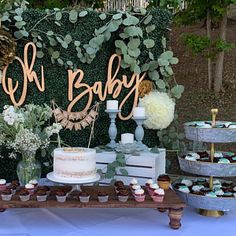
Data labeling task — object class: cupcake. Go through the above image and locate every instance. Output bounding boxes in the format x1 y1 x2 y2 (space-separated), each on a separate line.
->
134 188 145 202
19 189 30 202
148 183 159 196
11 180 20 191
36 190 47 202
56 190 67 203
98 191 109 203
114 181 124 193
131 184 141 194
157 175 170 190
1 189 12 201
129 178 138 187
152 188 165 202
37 186 51 196
79 192 90 203
118 189 129 202
6 184 17 195
0 179 7 191
29 179 38 189
145 179 154 189
25 183 34 195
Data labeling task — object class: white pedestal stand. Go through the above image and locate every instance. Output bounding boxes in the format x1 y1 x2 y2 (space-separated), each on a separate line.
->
47 172 101 193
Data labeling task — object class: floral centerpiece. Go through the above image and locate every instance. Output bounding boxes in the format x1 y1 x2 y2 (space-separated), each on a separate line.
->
0 104 62 185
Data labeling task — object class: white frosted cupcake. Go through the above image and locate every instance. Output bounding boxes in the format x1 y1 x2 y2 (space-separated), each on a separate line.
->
0 179 6 191
25 183 35 195
149 183 159 196
29 179 38 189
134 188 145 202
130 178 138 187
145 179 154 188
152 188 165 202
131 184 141 194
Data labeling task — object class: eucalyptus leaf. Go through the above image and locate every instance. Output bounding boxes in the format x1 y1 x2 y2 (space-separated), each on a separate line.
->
14 15 22 21
123 15 139 26
65 34 72 44
79 11 88 17
144 15 152 25
128 48 141 57
171 85 184 99
36 51 44 59
99 13 106 20
119 168 128 176
52 51 60 59
67 60 73 66
146 24 156 33
115 40 126 49
86 47 96 55
143 39 155 49
112 13 123 20
170 57 179 65
69 10 77 23
149 52 154 60
46 31 54 36
61 41 68 49
15 7 23 15
55 21 61 26
108 21 119 32
165 66 174 75
55 11 62 21
141 63 149 72
156 79 166 89
158 58 169 66
128 38 140 50
36 41 42 48
74 40 81 47
133 64 141 74
148 70 159 80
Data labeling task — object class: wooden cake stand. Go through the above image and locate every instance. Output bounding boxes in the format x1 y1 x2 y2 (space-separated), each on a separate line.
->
0 186 186 230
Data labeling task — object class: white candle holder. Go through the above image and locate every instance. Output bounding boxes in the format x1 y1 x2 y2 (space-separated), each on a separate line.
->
133 117 148 150
106 109 120 149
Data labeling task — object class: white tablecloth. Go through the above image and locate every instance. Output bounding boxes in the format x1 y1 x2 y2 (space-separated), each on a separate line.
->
0 207 235 236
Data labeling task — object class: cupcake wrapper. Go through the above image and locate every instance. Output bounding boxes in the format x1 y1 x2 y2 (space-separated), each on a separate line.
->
36 195 47 202
134 195 145 202
151 195 164 203
20 195 30 202
11 189 16 195
158 181 170 190
118 195 129 202
79 196 90 203
0 185 6 191
1 194 12 201
56 195 67 203
98 196 109 203
27 189 34 195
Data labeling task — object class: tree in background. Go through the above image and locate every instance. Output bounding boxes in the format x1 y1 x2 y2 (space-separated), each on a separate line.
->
177 0 236 92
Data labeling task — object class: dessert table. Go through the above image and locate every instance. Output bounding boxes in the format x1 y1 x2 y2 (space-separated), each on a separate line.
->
0 207 236 236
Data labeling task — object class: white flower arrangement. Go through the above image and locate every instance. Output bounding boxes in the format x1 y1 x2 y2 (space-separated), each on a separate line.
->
140 91 175 130
0 104 62 158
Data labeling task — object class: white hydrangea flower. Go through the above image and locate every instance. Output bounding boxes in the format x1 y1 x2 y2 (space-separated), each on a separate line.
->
45 123 62 137
140 91 175 130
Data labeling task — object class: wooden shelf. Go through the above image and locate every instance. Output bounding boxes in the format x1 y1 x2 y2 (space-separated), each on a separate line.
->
0 186 186 230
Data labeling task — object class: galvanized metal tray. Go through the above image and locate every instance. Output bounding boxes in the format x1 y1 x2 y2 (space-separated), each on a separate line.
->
184 121 236 143
173 180 236 211
178 156 236 177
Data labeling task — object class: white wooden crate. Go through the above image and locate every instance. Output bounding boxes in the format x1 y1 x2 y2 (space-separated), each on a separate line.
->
96 149 166 185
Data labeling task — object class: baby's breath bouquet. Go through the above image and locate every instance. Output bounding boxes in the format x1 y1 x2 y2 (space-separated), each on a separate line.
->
0 104 62 184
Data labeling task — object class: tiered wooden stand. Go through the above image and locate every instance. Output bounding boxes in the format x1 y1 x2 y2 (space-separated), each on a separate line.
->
175 110 236 217
0 186 186 230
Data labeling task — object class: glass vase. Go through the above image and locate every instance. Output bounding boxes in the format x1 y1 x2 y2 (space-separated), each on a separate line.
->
17 152 41 186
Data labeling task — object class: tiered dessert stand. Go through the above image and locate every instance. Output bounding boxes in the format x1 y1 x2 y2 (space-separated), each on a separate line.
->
174 109 236 217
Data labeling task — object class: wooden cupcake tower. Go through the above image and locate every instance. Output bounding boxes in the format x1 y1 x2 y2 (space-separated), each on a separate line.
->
175 109 236 217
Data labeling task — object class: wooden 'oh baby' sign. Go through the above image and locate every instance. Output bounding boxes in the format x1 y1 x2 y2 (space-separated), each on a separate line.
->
1 42 146 129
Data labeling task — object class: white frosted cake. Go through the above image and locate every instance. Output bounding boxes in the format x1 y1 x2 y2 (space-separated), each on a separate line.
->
53 148 96 181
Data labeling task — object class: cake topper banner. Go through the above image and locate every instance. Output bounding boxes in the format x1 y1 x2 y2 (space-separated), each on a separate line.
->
1 42 146 120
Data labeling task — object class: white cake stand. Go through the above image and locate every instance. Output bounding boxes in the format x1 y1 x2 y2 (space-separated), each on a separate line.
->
47 172 101 193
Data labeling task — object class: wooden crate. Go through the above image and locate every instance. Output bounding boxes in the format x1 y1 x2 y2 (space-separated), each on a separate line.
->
96 149 166 185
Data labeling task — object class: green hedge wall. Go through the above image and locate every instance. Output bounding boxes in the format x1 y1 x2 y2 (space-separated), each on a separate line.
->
0 8 171 180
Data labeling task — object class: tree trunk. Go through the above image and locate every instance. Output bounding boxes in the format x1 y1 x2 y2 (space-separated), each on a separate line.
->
206 10 212 90
214 12 228 92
